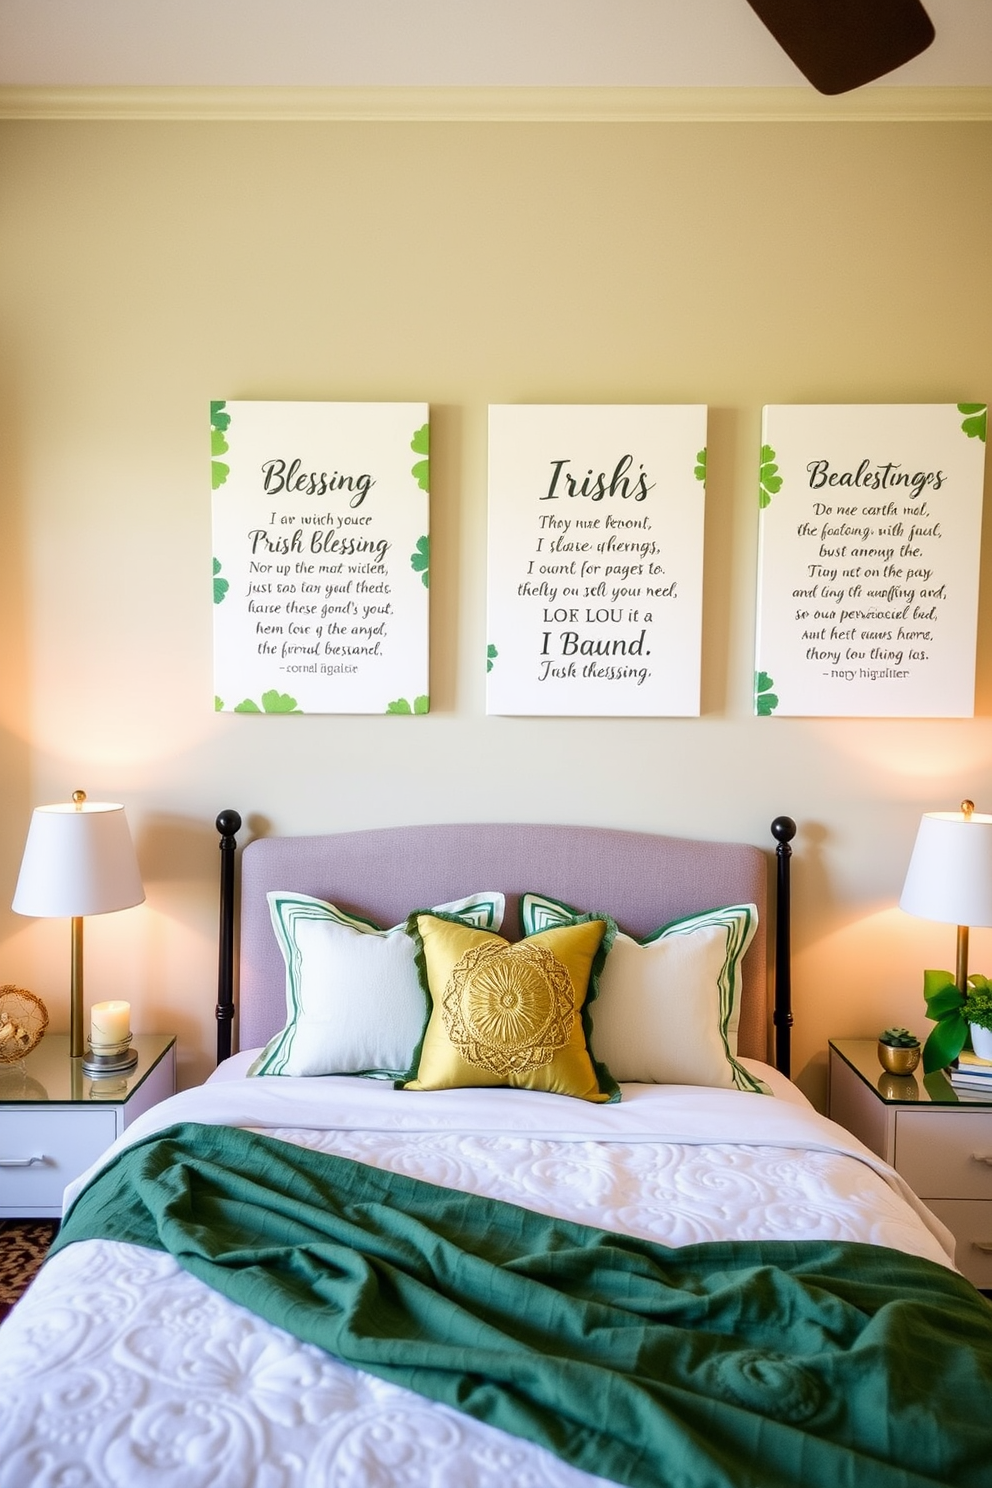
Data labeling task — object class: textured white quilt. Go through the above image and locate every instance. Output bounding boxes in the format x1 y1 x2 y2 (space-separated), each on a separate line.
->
0 1062 955 1488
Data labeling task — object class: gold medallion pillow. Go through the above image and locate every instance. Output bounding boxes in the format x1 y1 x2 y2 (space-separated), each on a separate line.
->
403 912 619 1102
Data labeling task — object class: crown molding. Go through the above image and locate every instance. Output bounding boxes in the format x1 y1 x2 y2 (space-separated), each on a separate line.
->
1 85 991 123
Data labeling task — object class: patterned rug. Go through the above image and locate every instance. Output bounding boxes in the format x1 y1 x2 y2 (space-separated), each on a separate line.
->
0 1219 59 1321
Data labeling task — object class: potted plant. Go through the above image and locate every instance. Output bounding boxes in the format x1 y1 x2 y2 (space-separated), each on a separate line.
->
922 970 992 1071
877 1026 921 1075
965 976 992 1060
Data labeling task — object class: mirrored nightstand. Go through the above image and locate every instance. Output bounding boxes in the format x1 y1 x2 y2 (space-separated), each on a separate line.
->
828 1038 992 1289
0 1033 176 1218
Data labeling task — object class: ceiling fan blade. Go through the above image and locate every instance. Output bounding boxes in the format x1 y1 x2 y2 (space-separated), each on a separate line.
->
745 0 935 94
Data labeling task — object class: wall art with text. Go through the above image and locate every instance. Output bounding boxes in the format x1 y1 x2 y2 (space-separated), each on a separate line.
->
486 404 708 716
211 400 430 715
754 403 987 718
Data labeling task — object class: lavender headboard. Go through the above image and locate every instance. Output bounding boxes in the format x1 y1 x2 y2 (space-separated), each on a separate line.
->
215 817 796 1073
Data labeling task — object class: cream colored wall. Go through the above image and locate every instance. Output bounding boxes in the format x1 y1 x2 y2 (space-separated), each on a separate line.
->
1 112 990 1099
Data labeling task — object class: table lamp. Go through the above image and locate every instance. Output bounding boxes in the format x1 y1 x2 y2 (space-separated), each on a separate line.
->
899 800 992 996
12 790 145 1063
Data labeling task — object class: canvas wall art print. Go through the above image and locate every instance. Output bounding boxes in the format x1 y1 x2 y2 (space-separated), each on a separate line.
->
486 404 707 717
212 401 430 715
754 403 986 718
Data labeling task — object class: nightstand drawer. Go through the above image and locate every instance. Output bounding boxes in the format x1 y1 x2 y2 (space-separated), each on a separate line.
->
0 1108 118 1210
894 1111 992 1200
924 1199 992 1289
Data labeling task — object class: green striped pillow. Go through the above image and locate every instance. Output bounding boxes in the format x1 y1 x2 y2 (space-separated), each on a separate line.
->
521 894 766 1093
250 890 505 1079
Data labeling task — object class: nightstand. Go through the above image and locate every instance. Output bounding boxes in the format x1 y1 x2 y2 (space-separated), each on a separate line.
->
0 1033 176 1218
828 1038 992 1289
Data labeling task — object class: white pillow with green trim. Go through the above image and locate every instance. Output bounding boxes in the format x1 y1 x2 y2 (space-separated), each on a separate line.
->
249 890 505 1079
521 893 766 1093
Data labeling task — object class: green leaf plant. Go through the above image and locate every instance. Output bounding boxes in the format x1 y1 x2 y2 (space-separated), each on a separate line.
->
879 1026 919 1049
921 970 992 1073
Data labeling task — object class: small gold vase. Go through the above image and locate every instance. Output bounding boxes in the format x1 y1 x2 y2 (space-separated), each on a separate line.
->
877 1040 921 1075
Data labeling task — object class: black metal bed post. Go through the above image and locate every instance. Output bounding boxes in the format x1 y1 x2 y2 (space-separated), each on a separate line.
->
771 815 796 1078
215 809 242 1066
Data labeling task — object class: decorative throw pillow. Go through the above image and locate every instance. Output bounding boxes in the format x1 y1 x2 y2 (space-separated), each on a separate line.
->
521 893 766 1093
402 912 619 1102
249 891 505 1079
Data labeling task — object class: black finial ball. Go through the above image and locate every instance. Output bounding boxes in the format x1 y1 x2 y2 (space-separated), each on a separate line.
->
216 809 242 838
771 816 797 844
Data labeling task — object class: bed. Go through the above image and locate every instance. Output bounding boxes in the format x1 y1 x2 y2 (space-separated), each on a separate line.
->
1 815 991 1488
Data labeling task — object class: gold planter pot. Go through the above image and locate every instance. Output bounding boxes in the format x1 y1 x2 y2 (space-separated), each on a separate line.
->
877 1040 921 1075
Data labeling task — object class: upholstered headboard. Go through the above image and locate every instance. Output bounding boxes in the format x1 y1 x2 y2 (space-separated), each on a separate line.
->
215 817 795 1071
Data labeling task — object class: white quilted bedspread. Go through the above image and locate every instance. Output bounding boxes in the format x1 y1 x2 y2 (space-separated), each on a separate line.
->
0 1062 955 1488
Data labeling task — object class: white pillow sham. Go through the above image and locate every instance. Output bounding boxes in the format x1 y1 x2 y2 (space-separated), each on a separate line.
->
521 893 766 1093
249 890 505 1079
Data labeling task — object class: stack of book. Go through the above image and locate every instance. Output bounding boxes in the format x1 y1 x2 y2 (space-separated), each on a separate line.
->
948 1049 992 1093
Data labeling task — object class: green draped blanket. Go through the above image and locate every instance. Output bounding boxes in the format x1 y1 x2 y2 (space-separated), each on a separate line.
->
52 1121 992 1488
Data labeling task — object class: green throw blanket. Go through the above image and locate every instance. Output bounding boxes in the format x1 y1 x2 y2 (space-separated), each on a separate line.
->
52 1121 992 1488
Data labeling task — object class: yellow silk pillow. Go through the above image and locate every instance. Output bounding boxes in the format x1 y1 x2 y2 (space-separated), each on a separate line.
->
403 913 619 1102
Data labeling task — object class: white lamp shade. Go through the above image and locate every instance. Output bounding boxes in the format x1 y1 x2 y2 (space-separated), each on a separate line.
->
12 800 145 918
899 809 992 928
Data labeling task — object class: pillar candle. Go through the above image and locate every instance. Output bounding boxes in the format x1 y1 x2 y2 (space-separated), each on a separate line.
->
90 1000 131 1046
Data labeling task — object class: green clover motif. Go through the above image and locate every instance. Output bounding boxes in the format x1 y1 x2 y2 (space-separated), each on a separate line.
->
386 696 430 715
411 423 430 492
210 401 231 433
213 557 229 605
487 644 498 673
758 445 782 508
958 403 987 443
411 534 430 587
233 690 301 714
211 401 231 489
755 670 779 716
694 448 707 485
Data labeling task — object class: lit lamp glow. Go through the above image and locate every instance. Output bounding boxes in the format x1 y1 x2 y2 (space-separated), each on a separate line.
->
12 790 145 1068
900 800 992 995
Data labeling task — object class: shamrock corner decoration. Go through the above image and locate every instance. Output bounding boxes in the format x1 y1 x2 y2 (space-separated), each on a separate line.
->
213 558 229 604
232 691 302 714
210 401 231 489
411 535 429 587
694 448 707 485
411 422 430 491
958 403 987 443
754 671 779 716
386 695 429 715
758 444 782 508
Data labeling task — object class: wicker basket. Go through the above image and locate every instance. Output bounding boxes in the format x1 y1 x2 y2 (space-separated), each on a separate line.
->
0 986 49 1063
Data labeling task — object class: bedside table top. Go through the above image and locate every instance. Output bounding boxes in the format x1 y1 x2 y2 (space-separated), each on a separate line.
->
0 1033 175 1106
830 1038 992 1108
